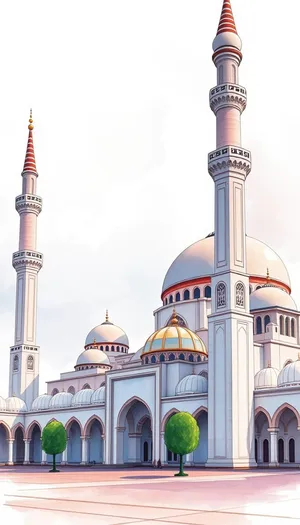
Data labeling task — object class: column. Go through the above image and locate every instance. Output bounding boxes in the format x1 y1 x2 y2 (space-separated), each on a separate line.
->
128 433 141 462
7 439 14 465
61 439 69 465
160 432 167 465
80 436 88 465
284 434 289 463
41 449 47 465
268 428 279 466
23 439 30 465
256 435 262 464
185 452 194 466
101 434 105 464
116 427 125 464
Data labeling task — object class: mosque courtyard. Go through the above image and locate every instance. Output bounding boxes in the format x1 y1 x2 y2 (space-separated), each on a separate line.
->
1 467 300 524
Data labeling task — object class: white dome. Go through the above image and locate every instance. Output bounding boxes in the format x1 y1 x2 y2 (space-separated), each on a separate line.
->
162 235 291 293
31 394 52 411
72 388 94 406
278 359 300 387
50 392 73 408
85 319 129 347
0 396 6 411
250 287 297 311
175 374 208 395
213 32 242 52
254 367 279 389
91 386 105 404
76 349 110 367
6 396 27 412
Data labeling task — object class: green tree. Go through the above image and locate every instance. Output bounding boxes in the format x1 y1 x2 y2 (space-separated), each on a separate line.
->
164 412 199 476
42 420 67 472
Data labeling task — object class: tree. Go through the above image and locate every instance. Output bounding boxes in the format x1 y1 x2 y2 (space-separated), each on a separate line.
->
164 412 199 476
42 420 67 472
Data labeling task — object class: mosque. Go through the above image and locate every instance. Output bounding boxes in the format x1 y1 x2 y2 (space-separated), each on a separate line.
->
0 0 299 469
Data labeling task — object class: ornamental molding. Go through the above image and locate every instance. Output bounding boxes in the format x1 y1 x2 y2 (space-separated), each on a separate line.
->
208 146 252 178
16 201 42 215
12 258 43 271
210 84 247 115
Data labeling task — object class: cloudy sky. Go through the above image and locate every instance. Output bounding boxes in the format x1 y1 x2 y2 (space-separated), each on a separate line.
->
0 0 299 396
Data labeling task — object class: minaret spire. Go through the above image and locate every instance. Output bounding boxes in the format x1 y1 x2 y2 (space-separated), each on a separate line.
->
9 111 43 407
216 0 237 35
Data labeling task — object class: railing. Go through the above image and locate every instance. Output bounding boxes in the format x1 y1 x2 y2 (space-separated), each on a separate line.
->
208 146 251 162
13 250 43 260
15 194 42 204
210 83 247 97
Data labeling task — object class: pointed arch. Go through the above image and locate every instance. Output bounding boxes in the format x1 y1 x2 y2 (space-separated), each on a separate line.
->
161 408 180 431
192 406 208 420
65 416 83 436
136 414 152 434
0 421 12 439
271 403 300 428
11 422 25 439
25 420 42 440
117 396 152 429
83 415 105 438
255 406 272 428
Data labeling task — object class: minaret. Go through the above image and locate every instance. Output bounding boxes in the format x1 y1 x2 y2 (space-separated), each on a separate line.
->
206 1 256 467
9 111 43 408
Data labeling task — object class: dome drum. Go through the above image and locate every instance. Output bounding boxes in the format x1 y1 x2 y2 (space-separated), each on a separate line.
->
142 351 207 366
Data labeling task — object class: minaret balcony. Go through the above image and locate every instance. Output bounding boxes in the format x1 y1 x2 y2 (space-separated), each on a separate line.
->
208 146 252 179
210 83 247 115
12 250 43 271
15 194 43 215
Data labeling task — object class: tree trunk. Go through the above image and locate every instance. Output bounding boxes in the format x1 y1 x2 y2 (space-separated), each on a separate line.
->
174 454 188 477
53 454 56 472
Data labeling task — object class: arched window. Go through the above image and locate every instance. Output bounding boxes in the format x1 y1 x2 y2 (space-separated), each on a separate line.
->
82 383 91 389
179 353 185 360
164 299 168 306
68 386 75 394
278 438 284 463
105 345 109 352
27 355 34 370
111 346 115 352
264 315 271 332
51 388 59 395
197 355 201 362
256 316 262 335
169 353 175 361
13 355 19 371
216 282 226 308
145 357 149 364
167 314 187 327
121 347 124 352
263 439 269 463
249 286 252 295
279 316 284 335
291 319 295 338
151 355 156 364
285 317 290 336
235 282 245 307
256 286 262 290
117 346 120 352
204 286 211 299
188 354 194 362
183 290 190 301
193 287 200 299
100 345 103 350
175 292 180 302
159 354 165 362
289 438 295 463
169 295 173 304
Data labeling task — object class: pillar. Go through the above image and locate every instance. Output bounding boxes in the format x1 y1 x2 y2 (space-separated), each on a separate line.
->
41 449 47 465
61 439 69 465
128 433 142 463
268 428 279 466
116 427 125 464
185 452 194 466
284 434 289 463
160 432 167 465
255 435 262 464
80 437 88 465
23 439 30 465
7 439 14 465
101 434 105 464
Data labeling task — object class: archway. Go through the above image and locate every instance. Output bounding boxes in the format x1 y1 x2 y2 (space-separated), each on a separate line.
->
0 423 9 463
117 397 152 464
278 438 284 463
193 409 208 465
67 420 82 464
86 418 104 464
162 409 180 464
263 439 269 463
14 427 25 464
140 417 152 463
255 409 271 464
29 424 42 463
276 407 298 465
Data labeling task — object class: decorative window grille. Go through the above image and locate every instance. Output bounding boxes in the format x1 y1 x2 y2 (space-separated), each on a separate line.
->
235 282 245 307
217 282 226 308
27 355 34 370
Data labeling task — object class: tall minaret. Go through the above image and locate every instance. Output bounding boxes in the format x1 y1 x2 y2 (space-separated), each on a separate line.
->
206 1 256 467
9 111 43 408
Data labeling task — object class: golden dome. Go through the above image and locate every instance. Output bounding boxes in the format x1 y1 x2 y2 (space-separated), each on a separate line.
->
143 324 207 355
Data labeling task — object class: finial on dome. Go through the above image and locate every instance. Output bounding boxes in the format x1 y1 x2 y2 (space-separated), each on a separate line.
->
170 307 179 326
28 108 34 131
266 268 270 281
267 362 271 368
93 337 96 344
105 309 109 322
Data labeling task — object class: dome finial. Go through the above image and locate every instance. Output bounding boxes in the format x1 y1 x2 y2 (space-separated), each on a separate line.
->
170 307 179 326
28 108 34 131
267 361 271 368
93 337 96 344
105 309 109 322
266 267 270 281
216 0 237 37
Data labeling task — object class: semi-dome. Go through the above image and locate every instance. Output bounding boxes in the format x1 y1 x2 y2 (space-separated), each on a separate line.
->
254 366 279 390
162 235 291 293
250 287 297 312
91 386 105 404
6 396 27 412
85 311 129 347
72 388 94 406
31 394 52 411
278 358 300 387
175 374 208 395
143 311 207 355
0 396 6 411
76 349 110 367
50 392 73 408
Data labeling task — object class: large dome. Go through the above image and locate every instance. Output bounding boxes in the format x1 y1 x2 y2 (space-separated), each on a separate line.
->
250 287 297 311
85 312 129 347
76 349 110 367
162 235 291 293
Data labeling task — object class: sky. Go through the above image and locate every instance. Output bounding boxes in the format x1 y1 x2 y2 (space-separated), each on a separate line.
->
0 0 299 396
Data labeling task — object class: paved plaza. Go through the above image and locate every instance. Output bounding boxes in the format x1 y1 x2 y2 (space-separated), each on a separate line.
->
1 467 300 524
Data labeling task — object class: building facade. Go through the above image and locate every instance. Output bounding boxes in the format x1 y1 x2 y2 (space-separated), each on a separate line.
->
1 0 300 468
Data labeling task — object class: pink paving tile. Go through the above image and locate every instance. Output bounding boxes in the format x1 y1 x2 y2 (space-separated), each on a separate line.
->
158 511 300 524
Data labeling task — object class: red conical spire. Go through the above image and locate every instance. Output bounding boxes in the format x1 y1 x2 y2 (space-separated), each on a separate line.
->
23 109 37 174
216 0 237 36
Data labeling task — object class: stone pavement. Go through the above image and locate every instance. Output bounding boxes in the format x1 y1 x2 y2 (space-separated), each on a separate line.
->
1 466 300 524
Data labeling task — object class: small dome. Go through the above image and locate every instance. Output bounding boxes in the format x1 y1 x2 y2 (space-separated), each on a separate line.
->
278 358 300 387
254 366 279 389
91 386 105 404
0 396 6 411
31 394 52 411
175 375 208 395
71 389 94 406
213 32 242 52
250 287 297 311
50 392 73 408
85 311 129 347
6 396 27 412
76 349 110 367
